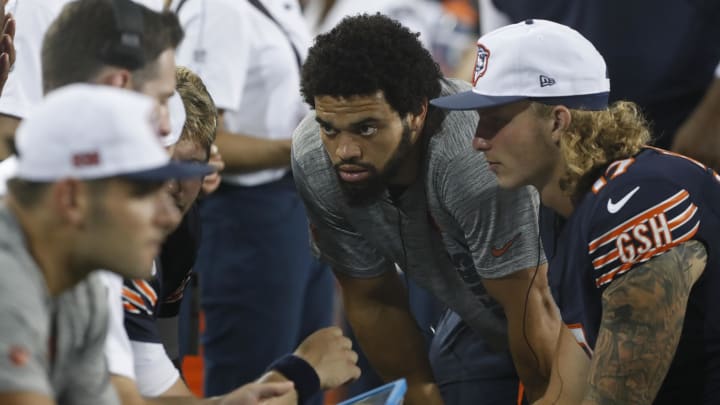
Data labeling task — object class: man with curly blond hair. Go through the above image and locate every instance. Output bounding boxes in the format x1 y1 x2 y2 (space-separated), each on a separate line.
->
433 19 720 405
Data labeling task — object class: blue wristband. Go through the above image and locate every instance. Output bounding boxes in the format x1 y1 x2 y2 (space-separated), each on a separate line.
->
267 354 320 404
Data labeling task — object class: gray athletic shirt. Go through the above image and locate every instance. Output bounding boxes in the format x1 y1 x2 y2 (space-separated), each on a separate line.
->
0 205 118 405
292 79 543 350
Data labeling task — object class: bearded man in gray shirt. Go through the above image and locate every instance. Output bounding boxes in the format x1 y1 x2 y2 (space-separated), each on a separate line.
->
292 14 560 405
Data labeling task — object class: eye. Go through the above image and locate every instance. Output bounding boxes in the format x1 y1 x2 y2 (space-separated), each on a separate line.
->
320 123 338 137
358 125 377 136
480 116 509 133
158 94 172 107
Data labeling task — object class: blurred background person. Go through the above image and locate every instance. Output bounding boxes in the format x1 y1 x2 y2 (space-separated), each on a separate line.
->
171 1 335 402
303 0 479 78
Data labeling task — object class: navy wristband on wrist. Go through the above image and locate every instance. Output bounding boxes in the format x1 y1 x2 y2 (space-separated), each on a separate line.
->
267 354 320 404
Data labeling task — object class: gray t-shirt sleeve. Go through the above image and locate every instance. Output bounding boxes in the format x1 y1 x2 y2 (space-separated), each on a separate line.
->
438 146 545 279
60 276 119 405
0 250 53 397
0 304 53 397
292 115 393 278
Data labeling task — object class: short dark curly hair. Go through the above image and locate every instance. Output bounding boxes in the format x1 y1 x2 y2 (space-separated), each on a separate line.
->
301 13 442 117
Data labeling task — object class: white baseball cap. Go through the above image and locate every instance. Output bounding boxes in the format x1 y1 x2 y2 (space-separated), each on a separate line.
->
162 90 186 147
0 156 17 196
14 84 213 182
431 19 610 111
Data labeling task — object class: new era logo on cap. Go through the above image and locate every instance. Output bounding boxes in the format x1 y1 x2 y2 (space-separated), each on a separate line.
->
539 75 556 87
430 19 610 111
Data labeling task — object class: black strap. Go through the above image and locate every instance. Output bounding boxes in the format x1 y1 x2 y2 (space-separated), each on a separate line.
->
174 0 189 13
246 0 303 72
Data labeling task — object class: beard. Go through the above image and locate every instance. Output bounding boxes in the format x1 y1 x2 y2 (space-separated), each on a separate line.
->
334 123 414 207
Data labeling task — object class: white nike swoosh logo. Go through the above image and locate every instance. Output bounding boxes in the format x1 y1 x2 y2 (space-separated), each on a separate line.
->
607 186 640 214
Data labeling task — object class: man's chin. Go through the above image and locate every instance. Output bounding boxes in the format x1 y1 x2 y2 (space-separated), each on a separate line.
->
339 182 385 206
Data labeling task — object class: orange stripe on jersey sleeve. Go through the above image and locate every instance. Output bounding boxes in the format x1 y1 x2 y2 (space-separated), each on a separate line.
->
588 189 688 253
133 280 158 306
668 204 697 229
122 287 149 314
595 221 699 287
592 176 607 194
592 249 620 268
122 287 144 306
592 204 698 272
123 301 140 314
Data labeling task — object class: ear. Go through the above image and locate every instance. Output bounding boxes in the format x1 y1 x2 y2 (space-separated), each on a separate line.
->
51 179 89 226
550 105 572 145
93 67 132 89
407 99 429 141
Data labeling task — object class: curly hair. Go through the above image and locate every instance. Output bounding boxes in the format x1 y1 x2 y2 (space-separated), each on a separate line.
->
301 13 442 117
532 101 651 200
175 66 217 158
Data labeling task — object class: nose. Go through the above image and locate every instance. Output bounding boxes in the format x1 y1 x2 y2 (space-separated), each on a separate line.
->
155 187 182 234
335 134 362 161
167 178 179 195
473 122 493 152
472 136 491 152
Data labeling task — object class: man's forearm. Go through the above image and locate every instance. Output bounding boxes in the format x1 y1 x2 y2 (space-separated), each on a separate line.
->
346 301 442 404
483 265 560 402
215 129 291 173
145 396 220 405
338 271 443 405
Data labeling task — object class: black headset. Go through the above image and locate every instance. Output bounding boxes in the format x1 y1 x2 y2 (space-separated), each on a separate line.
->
99 0 145 70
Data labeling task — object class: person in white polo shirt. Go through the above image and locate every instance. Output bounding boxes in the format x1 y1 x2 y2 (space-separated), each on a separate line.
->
0 0 65 159
172 1 335 400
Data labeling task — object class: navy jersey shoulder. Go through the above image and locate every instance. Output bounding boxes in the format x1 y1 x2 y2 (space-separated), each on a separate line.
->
581 148 710 290
123 204 201 343
547 148 720 402
158 203 201 317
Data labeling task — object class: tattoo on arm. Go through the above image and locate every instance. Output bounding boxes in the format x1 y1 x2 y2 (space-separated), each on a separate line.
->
584 240 707 405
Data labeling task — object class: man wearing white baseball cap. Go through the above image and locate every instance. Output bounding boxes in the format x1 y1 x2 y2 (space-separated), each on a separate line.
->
431 18 609 112
432 19 719 404
0 84 225 405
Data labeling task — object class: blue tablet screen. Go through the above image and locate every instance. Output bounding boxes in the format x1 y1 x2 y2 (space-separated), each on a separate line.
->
337 379 406 405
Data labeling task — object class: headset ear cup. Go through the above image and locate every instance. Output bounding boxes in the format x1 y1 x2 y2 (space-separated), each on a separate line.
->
99 0 145 70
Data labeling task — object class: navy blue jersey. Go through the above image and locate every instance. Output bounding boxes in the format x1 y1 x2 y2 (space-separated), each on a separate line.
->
541 148 720 403
122 204 201 343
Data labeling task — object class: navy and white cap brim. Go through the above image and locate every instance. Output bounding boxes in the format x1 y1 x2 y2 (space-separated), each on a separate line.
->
431 90 610 111
123 160 214 181
430 91 525 110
